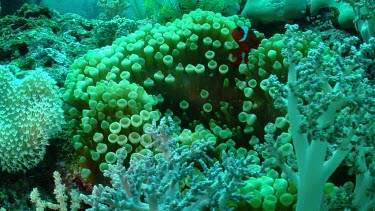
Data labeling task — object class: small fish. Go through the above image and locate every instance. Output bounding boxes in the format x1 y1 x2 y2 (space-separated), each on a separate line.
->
229 26 264 66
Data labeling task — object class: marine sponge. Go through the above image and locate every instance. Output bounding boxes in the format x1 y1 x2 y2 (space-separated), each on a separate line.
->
0 67 64 172
241 0 307 25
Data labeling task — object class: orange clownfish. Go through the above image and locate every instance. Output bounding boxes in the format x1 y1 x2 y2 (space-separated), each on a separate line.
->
229 26 264 66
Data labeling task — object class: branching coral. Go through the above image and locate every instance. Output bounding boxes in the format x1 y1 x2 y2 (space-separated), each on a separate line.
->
30 171 81 211
81 117 259 210
260 24 375 210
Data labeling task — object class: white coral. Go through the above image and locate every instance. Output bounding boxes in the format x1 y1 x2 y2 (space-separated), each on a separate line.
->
0 67 64 172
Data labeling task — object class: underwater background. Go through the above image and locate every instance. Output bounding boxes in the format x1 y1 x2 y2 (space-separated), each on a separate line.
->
0 0 374 210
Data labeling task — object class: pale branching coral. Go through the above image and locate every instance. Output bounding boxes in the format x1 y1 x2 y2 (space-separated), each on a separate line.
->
260 24 375 210
81 117 260 210
30 171 81 211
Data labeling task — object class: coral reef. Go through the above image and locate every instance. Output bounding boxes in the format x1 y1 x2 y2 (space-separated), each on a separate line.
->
0 0 375 210
0 3 147 86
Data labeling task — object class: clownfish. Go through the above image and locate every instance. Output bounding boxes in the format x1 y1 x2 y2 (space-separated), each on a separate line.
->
229 26 264 66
